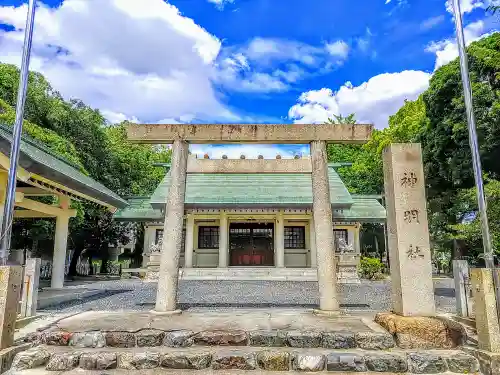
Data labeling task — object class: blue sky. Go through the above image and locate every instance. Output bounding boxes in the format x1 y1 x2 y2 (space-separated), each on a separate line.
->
0 0 497 158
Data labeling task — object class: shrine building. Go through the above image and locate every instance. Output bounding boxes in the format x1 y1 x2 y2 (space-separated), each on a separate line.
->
115 153 386 282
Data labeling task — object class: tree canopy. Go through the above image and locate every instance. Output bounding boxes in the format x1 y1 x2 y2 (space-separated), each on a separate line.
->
0 62 171 272
327 32 500 259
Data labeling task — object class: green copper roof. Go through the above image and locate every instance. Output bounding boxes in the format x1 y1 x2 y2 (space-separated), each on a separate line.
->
114 197 163 221
150 168 353 209
0 123 127 209
115 196 385 222
333 196 386 222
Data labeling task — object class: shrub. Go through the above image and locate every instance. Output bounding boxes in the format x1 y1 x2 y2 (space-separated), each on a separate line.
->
359 257 385 280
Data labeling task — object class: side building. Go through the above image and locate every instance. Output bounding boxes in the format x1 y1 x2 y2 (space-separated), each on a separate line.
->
115 154 386 282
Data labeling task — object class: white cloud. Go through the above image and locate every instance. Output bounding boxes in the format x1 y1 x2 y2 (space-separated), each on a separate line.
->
288 70 431 129
215 37 350 93
100 110 139 125
354 28 375 58
0 0 240 123
420 15 446 31
207 0 234 10
445 0 490 14
425 19 494 69
325 40 350 59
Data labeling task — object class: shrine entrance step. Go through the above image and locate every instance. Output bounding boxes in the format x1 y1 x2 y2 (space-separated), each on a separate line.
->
179 267 317 281
10 346 480 374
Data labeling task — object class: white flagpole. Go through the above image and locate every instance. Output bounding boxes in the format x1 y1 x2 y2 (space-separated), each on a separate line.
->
451 0 500 322
0 0 37 264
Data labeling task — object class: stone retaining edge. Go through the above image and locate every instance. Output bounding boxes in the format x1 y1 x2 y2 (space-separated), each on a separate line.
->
9 345 481 374
25 329 397 350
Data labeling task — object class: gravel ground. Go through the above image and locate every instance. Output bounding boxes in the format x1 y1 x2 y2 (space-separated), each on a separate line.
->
38 278 457 314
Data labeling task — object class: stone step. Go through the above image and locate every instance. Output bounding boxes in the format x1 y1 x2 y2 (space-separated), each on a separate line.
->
24 328 398 351
1 369 469 375
10 344 481 374
179 268 319 281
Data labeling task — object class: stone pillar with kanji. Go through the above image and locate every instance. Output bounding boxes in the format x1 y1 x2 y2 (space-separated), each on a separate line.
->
383 143 435 316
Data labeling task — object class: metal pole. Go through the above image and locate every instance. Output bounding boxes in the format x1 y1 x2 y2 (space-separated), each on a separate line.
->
0 0 37 265
451 0 500 323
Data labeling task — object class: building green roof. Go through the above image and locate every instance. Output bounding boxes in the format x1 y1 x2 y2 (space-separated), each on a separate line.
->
113 197 163 221
333 196 386 222
115 166 386 222
115 195 385 222
0 123 127 209
149 168 353 209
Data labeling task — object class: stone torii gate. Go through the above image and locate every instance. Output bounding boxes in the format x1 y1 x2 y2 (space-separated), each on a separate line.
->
127 123 373 314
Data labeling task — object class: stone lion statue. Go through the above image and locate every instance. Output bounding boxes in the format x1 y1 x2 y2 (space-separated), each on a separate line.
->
336 237 354 254
149 239 163 253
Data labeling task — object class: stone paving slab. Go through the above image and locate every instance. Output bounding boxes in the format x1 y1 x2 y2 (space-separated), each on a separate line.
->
53 309 379 333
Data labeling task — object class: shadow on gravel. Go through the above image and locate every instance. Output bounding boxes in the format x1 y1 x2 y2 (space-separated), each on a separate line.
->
38 289 132 311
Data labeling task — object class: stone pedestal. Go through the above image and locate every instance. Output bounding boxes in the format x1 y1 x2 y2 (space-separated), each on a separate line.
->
382 143 435 316
470 268 500 353
0 266 22 349
20 258 40 318
310 140 339 312
336 254 361 284
146 253 161 281
453 259 471 317
155 140 189 312
108 247 121 262
8 250 24 265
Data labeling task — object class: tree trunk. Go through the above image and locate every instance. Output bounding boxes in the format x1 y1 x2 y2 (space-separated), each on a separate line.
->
100 244 110 274
68 245 84 277
88 255 94 275
374 235 380 260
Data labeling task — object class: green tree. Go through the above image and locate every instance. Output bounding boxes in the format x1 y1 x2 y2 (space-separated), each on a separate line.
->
449 179 500 260
418 32 500 256
326 113 357 124
0 62 171 274
327 97 427 194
